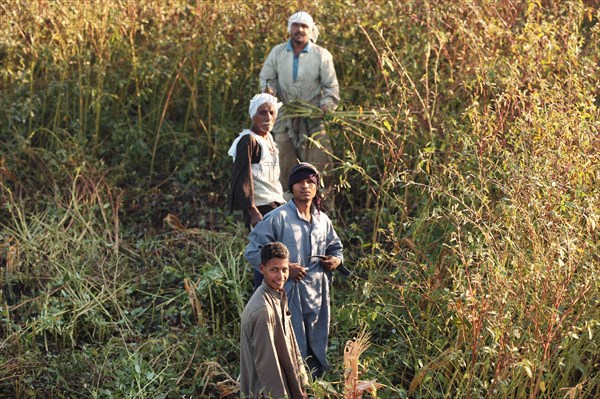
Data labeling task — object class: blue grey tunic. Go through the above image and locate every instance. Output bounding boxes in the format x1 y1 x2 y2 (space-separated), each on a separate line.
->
244 199 344 370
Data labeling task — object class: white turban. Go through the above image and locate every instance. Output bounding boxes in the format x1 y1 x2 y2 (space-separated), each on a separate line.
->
287 11 314 33
248 93 282 119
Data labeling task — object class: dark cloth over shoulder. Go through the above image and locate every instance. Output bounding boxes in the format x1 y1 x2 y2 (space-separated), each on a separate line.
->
230 134 262 212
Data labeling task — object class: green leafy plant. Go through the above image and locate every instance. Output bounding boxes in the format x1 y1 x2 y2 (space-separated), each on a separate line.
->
1 1 598 398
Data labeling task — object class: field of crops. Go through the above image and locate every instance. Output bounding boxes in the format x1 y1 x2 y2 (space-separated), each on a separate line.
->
1 1 598 398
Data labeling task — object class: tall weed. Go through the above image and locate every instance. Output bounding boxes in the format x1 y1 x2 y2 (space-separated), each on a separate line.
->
1 0 599 397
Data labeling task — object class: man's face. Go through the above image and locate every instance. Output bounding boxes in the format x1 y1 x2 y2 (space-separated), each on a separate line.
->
291 176 317 202
260 257 289 291
252 103 277 135
290 22 310 47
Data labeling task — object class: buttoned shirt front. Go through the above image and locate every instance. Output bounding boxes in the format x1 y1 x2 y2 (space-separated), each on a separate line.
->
260 41 339 111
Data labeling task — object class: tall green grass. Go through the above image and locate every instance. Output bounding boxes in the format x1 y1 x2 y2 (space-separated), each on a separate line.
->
1 0 598 398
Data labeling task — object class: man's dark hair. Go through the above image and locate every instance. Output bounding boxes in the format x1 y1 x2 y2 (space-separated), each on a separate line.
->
260 242 289 265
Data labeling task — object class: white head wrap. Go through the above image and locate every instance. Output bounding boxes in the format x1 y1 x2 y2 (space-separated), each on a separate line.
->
288 11 314 32
288 11 318 42
248 93 282 119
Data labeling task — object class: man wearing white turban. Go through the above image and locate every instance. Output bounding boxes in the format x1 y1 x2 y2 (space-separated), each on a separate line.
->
229 93 286 288
259 11 339 210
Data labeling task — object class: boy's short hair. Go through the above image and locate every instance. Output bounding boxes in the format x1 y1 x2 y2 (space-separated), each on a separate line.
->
260 242 289 265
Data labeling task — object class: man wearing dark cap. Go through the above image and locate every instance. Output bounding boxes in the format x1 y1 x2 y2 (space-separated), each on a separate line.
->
244 162 346 377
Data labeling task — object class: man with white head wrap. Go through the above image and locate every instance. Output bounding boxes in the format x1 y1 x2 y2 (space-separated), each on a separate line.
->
229 93 285 288
287 11 319 43
259 11 339 210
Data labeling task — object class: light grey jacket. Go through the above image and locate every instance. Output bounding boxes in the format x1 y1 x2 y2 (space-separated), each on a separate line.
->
259 41 340 111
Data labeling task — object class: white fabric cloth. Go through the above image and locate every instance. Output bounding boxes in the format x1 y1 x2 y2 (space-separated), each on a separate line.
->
248 93 282 119
287 11 314 32
287 11 318 43
227 129 249 160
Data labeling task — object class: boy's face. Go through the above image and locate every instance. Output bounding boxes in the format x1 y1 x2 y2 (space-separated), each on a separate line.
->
260 257 289 291
291 177 317 202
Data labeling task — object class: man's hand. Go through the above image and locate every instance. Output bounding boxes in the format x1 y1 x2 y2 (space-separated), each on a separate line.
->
248 206 263 227
320 255 341 271
319 104 329 115
289 262 307 282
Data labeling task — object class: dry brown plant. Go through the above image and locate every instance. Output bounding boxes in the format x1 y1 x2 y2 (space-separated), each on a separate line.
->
343 329 383 398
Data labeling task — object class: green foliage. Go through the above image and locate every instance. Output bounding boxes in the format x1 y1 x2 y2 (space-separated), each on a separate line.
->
1 0 599 398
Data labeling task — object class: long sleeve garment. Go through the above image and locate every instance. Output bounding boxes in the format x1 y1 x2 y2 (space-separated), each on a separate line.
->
240 282 308 399
229 129 285 212
259 41 339 111
244 200 344 370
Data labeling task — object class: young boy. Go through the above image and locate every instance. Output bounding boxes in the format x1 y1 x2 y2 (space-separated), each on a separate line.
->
239 242 308 398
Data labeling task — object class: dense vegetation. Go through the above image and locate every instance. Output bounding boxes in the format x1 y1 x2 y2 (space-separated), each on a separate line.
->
1 1 598 398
